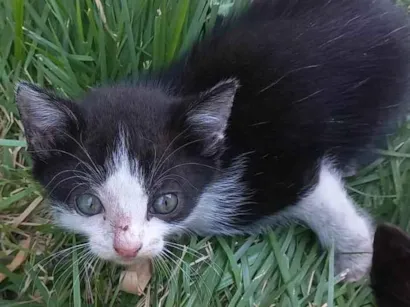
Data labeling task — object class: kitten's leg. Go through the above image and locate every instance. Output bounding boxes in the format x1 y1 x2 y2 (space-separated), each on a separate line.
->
283 161 374 281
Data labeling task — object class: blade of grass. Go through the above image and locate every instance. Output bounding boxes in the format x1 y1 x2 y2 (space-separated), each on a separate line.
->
166 0 190 63
13 0 25 63
72 236 82 307
0 139 27 147
268 232 299 307
327 242 335 307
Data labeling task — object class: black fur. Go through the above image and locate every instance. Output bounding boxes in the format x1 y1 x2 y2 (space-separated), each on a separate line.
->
159 0 410 222
371 223 410 307
16 0 410 228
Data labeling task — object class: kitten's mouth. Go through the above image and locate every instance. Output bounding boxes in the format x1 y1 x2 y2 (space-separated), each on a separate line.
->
114 255 153 266
115 257 139 265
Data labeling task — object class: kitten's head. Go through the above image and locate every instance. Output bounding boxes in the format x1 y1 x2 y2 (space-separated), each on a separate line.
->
15 80 238 264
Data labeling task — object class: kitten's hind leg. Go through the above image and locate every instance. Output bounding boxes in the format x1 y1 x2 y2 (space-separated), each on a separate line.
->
283 161 374 281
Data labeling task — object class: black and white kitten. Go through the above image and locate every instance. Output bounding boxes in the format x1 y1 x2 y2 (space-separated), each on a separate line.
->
15 0 410 281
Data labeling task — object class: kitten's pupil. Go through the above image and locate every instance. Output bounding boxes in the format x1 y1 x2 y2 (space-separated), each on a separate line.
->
164 195 174 209
164 195 170 205
84 196 92 205
89 199 96 209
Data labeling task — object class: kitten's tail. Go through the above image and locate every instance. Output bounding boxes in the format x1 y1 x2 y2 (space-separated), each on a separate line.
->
371 223 410 306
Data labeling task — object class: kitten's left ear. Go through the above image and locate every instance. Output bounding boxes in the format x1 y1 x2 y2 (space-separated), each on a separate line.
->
186 78 239 156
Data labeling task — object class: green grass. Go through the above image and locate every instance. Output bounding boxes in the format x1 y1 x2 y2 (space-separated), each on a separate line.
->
1 0 410 306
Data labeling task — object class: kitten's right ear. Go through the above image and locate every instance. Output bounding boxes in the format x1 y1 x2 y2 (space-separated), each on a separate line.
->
15 82 83 158
185 79 239 156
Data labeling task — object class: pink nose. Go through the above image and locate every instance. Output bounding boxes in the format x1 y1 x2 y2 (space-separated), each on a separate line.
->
114 244 142 258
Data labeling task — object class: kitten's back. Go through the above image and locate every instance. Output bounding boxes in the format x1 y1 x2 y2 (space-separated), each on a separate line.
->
162 0 410 213
169 0 410 162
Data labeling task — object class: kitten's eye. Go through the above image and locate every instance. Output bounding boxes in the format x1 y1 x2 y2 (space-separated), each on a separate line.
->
75 194 103 216
152 193 178 215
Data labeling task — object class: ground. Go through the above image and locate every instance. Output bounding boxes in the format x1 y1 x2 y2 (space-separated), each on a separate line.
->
0 0 410 306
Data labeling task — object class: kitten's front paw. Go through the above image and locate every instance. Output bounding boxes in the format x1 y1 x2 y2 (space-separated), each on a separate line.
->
335 247 373 282
333 214 374 282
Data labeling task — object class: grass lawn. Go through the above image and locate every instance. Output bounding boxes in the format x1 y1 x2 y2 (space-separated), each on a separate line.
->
1 0 410 306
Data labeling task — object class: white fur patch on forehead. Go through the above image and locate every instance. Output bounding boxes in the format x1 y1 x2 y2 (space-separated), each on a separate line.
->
105 128 133 174
100 131 148 220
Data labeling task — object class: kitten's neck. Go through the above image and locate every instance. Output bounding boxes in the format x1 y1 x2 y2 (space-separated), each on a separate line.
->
181 156 251 235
